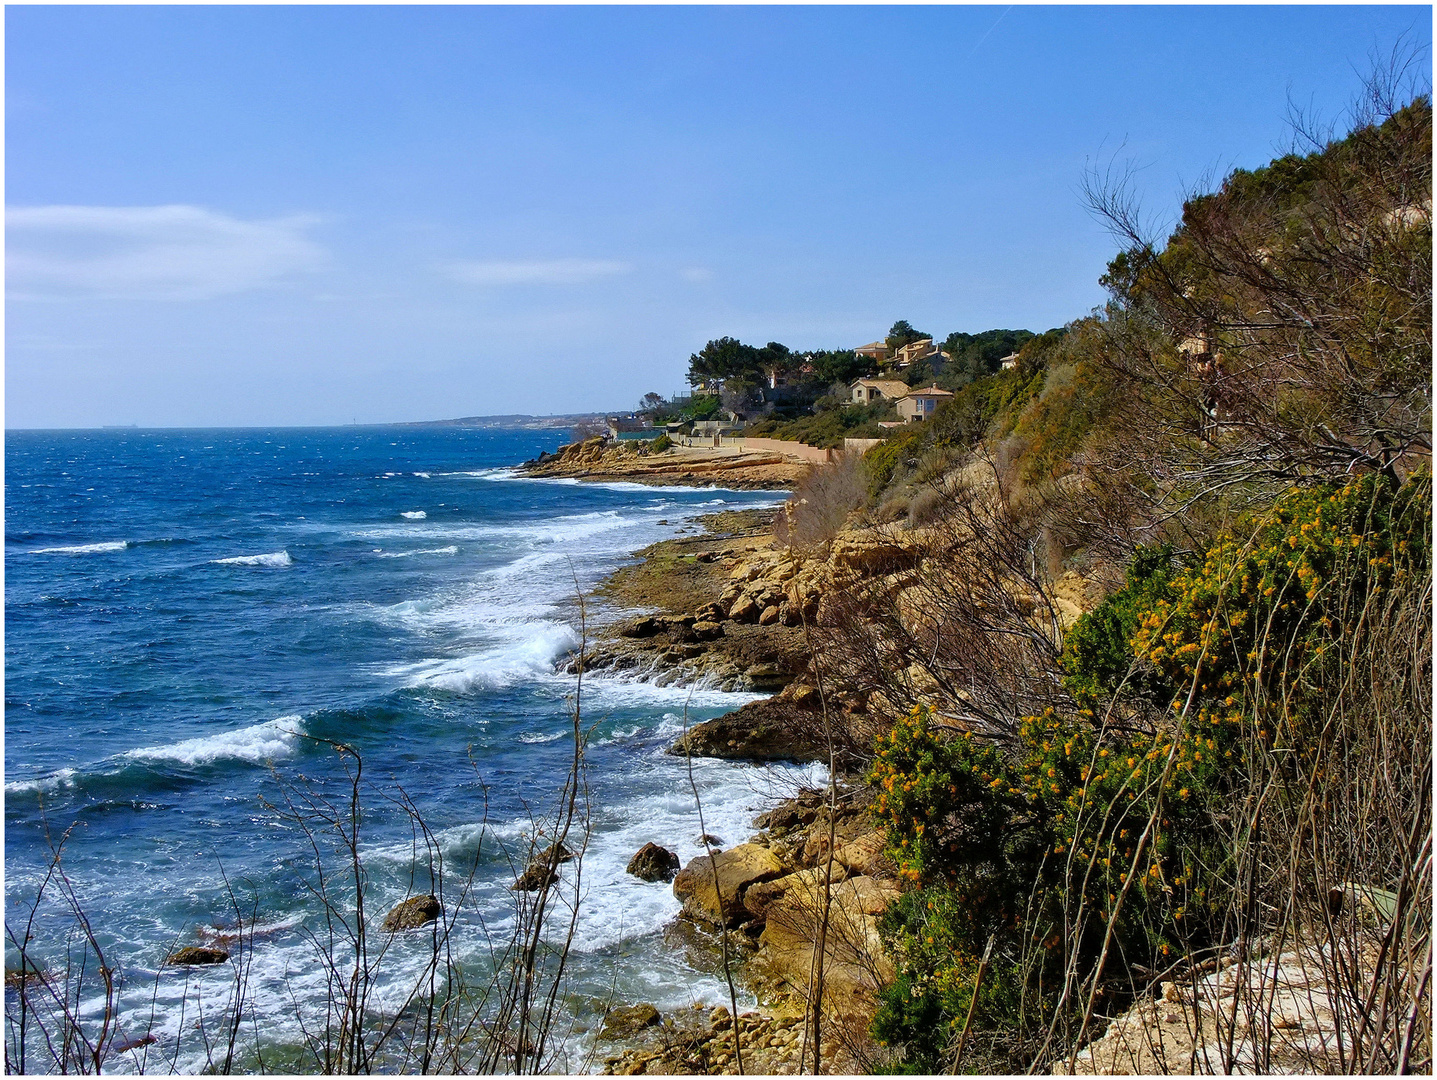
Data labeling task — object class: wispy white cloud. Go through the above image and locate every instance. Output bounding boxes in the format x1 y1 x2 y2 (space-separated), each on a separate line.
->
680 266 713 283
6 204 325 300
444 257 632 286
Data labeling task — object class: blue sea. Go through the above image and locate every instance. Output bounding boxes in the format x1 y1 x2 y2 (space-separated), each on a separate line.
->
5 426 816 1071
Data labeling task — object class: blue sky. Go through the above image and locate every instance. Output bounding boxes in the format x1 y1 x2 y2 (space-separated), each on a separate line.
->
6 5 1430 428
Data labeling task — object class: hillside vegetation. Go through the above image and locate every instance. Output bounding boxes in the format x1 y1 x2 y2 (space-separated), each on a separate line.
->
779 92 1431 1073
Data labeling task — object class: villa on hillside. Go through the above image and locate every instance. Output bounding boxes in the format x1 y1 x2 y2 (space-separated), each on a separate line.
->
888 338 949 373
999 352 1020 371
896 385 953 422
854 340 891 365
850 378 912 405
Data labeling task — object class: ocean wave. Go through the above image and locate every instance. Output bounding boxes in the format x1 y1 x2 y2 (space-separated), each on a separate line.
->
212 551 292 567
123 715 307 767
4 767 80 796
516 731 565 744
392 624 580 692
400 510 427 519
412 472 431 478
27 540 129 555
375 545 459 559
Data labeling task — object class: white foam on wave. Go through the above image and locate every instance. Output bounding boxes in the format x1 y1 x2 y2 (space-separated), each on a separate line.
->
517 731 565 744
375 545 458 559
400 510 427 519
124 715 307 767
478 751 829 960
5 767 79 796
392 623 581 692
576 672 770 711
350 509 631 547
27 540 129 555
412 472 431 478
212 551 292 567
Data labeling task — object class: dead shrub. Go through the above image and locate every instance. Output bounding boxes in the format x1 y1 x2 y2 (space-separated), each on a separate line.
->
774 453 867 553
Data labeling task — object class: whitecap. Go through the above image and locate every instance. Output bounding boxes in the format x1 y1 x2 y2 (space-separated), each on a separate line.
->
5 767 79 795
375 545 458 559
412 472 431 478
27 540 129 555
212 551 292 567
517 731 565 744
391 623 581 692
124 715 307 767
400 510 427 520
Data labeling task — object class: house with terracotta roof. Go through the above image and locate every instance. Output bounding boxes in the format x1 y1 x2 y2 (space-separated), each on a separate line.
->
896 385 953 423
850 378 911 406
890 338 948 371
853 340 891 364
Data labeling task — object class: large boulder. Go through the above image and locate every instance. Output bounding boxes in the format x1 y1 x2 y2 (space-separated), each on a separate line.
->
690 620 724 642
829 535 920 576
756 874 901 1019
834 831 891 878
727 593 761 623
754 787 827 832
166 946 230 966
672 843 785 927
742 864 848 923
666 699 825 763
512 864 559 891
599 1003 661 1040
627 842 681 883
382 894 442 932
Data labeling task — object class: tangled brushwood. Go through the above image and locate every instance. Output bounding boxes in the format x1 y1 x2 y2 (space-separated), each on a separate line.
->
809 70 1431 1075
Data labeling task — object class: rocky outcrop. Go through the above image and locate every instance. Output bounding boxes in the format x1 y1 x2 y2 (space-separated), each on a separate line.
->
667 694 827 763
165 946 229 966
1054 946 1357 1074
382 894 442 932
627 843 681 883
754 872 900 1019
600 1004 858 1075
599 1003 662 1040
522 438 804 490
672 843 785 927
512 864 559 891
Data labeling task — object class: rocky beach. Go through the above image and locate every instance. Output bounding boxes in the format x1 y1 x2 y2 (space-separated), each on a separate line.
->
518 445 915 1074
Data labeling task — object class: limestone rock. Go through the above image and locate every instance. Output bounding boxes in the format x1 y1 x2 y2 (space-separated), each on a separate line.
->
536 842 576 865
829 536 920 576
667 702 824 763
512 864 559 891
756 788 827 832
620 616 664 638
835 831 891 877
756 874 899 1015
166 946 230 966
742 864 849 923
627 842 681 883
600 1003 661 1039
382 894 442 932
673 843 784 927
727 594 760 623
690 620 724 642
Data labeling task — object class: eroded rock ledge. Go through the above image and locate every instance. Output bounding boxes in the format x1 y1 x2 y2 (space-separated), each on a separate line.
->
523 438 806 490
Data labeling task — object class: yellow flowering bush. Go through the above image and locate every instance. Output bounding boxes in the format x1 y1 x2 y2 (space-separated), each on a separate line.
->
868 472 1430 1071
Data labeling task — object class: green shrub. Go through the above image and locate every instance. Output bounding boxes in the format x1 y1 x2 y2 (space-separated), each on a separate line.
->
1060 544 1178 709
867 472 1433 1070
647 433 673 453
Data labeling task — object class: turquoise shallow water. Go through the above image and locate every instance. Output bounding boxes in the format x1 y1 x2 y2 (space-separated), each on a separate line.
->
5 426 818 1071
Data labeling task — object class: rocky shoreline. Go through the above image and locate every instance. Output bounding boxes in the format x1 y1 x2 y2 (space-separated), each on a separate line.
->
550 493 907 1073
523 438 808 490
